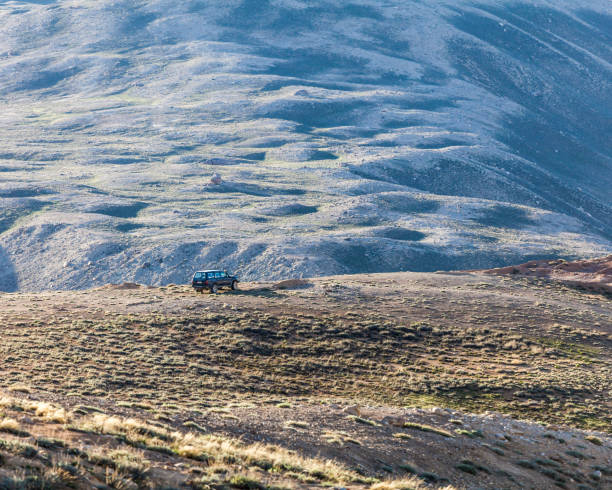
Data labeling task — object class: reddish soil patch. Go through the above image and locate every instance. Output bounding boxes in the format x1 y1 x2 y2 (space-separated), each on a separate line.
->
476 255 612 294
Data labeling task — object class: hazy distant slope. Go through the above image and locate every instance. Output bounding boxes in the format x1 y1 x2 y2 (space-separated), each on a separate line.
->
0 0 610 291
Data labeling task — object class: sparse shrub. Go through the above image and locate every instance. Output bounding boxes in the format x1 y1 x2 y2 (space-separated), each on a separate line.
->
393 433 412 440
398 464 418 474
74 405 105 414
455 428 483 438
482 443 504 455
7 384 31 394
0 418 29 437
0 438 38 458
456 460 490 475
183 421 207 433
418 471 440 483
566 449 587 459
539 467 566 483
585 435 603 446
48 464 79 487
229 475 265 489
26 401 68 423
456 462 477 475
0 398 23 411
109 449 151 482
106 467 137 490
369 477 428 489
35 437 66 449
348 415 379 427
516 460 537 470
403 422 453 438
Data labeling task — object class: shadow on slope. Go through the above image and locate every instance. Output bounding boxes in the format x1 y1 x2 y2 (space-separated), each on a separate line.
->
87 201 148 219
0 246 18 292
317 239 567 275
473 205 535 229
448 4 612 236
0 200 49 234
219 0 433 87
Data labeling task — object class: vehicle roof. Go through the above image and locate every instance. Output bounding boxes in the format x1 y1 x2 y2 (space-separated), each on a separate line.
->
194 270 224 273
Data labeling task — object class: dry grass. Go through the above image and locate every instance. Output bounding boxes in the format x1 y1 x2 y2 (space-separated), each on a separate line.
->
370 477 456 489
27 401 68 423
402 422 454 438
0 280 610 432
0 418 22 433
73 412 371 484
0 274 610 488
0 395 407 489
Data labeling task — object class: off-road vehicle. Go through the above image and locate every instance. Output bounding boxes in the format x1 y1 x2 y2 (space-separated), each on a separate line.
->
192 270 238 293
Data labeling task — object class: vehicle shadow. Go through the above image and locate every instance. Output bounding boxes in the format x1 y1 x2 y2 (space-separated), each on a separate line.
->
0 245 18 292
226 287 282 298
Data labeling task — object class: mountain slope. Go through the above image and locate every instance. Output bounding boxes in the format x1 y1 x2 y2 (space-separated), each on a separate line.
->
0 0 610 291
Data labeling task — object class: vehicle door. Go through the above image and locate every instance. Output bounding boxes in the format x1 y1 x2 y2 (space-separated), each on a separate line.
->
213 271 223 286
219 271 230 286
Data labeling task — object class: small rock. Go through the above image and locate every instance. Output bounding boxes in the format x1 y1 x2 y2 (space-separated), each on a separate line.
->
342 405 361 416
591 470 602 481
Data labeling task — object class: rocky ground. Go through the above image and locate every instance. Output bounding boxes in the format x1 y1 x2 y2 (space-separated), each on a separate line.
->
1 262 610 488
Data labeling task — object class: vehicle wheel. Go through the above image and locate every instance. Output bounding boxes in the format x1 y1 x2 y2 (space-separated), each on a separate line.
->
210 284 218 294
231 281 238 291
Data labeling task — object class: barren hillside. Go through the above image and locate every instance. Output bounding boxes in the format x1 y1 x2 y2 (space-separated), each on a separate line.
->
1 0 611 291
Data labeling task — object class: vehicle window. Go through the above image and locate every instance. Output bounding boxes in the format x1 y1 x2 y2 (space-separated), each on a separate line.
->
206 273 212 279
216 272 222 278
194 272 203 279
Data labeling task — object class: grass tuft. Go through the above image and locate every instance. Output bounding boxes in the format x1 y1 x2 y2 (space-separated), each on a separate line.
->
348 415 380 427
403 422 453 438
584 435 603 446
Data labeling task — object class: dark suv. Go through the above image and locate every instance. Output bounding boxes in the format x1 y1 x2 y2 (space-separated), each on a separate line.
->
192 270 238 293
